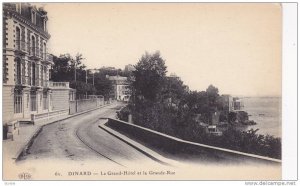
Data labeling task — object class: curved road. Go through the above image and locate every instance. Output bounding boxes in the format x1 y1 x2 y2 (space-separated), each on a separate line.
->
16 103 281 180
21 103 159 167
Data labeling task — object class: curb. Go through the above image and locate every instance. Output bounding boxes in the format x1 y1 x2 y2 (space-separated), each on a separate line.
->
98 120 178 167
14 102 116 161
14 126 43 161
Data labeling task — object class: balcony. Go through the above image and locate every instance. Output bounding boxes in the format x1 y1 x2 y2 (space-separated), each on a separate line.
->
29 47 40 60
15 40 27 54
48 81 70 89
15 75 29 87
29 78 42 89
40 80 49 88
42 53 54 65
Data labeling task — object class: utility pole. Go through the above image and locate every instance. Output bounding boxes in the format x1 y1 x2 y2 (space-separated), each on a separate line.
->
90 68 97 86
74 60 77 82
85 69 88 84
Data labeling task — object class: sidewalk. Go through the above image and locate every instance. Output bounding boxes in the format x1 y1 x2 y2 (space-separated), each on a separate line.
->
3 102 116 164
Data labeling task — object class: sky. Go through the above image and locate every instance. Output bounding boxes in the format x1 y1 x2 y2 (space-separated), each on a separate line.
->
39 3 281 97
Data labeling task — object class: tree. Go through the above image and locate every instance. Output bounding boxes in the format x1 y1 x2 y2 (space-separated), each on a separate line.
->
93 72 113 99
180 90 210 123
228 112 237 123
120 51 282 159
162 76 188 106
51 53 96 98
133 51 167 102
51 54 73 82
206 84 219 108
51 53 87 83
70 81 96 99
70 53 86 82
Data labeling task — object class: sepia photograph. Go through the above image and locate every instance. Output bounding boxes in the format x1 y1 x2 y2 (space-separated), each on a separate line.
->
1 2 293 182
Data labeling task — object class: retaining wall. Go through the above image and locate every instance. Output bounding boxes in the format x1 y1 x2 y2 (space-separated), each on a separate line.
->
106 118 281 165
51 89 70 111
69 98 104 114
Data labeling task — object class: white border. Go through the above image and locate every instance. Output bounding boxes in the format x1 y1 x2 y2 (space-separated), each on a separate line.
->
0 1 298 186
282 2 298 181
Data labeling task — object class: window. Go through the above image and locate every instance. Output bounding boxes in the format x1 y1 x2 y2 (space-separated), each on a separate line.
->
31 35 36 56
43 66 47 86
15 58 21 84
49 68 51 80
43 19 47 31
14 90 23 113
43 42 47 60
30 91 37 111
41 65 43 86
32 63 35 86
16 27 21 50
31 10 36 24
43 92 48 110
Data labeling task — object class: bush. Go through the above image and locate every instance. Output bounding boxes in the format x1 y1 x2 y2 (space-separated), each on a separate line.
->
131 103 281 159
117 106 131 122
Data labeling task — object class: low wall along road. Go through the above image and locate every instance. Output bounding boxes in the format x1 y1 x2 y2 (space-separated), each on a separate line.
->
70 98 104 114
106 118 281 166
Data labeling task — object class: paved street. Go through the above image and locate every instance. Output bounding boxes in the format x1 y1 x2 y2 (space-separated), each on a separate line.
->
20 103 159 167
9 102 281 180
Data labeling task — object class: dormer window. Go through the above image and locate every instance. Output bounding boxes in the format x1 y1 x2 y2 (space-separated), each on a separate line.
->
43 18 47 31
31 10 36 24
16 3 21 13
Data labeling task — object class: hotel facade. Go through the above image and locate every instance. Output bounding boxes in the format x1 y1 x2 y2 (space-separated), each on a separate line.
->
3 3 54 124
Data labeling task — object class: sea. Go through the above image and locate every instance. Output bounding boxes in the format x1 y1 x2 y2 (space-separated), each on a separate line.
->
242 97 281 138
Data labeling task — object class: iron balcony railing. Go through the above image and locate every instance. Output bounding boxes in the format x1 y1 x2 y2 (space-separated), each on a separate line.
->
48 82 70 88
42 53 54 63
41 80 49 87
30 78 41 87
15 40 27 53
16 75 29 86
29 47 40 58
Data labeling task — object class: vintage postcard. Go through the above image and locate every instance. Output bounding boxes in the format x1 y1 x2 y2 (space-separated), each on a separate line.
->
2 2 283 181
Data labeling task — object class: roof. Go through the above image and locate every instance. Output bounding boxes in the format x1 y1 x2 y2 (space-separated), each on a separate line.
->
108 76 127 81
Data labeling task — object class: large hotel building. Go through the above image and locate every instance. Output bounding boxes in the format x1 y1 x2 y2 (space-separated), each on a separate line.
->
3 3 54 124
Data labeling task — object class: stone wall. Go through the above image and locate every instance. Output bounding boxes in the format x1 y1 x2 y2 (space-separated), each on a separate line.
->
106 118 281 165
69 98 104 114
2 85 15 123
51 89 70 111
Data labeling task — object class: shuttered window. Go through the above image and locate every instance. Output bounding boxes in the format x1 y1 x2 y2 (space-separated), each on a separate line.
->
14 90 22 113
